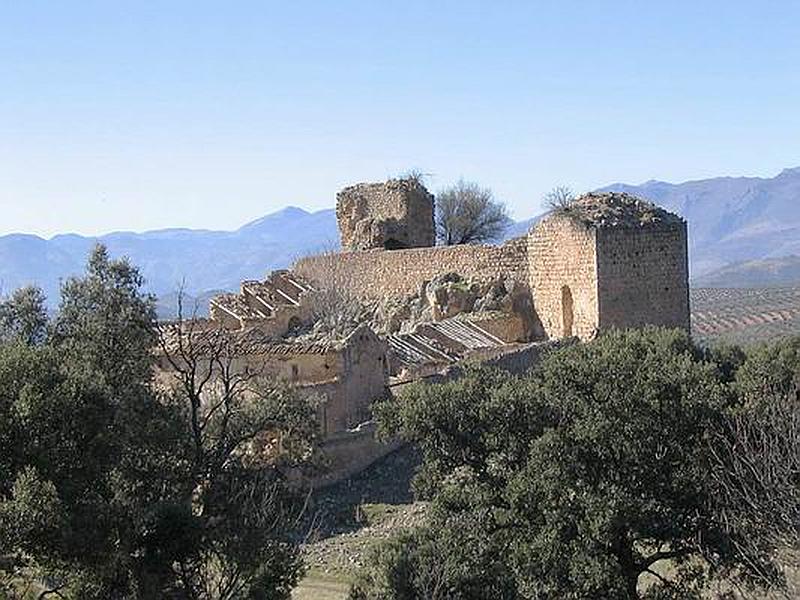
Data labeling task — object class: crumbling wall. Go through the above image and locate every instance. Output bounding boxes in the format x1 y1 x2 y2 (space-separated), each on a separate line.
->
336 178 435 250
310 423 403 488
208 302 241 329
293 326 388 435
335 325 388 431
245 352 334 384
596 223 690 331
156 326 388 439
294 237 529 301
464 313 529 343
528 216 599 340
209 271 313 336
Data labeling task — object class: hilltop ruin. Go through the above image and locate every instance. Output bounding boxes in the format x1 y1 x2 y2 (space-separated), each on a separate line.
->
336 178 435 251
159 177 690 483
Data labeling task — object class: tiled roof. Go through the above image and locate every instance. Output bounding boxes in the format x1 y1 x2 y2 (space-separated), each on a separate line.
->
158 323 333 358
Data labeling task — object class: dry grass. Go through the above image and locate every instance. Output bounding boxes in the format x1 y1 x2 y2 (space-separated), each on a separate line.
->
292 571 350 600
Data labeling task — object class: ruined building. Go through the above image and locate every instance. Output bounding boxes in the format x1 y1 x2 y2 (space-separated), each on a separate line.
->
159 177 689 482
529 192 690 339
209 270 313 336
297 182 690 341
336 178 435 250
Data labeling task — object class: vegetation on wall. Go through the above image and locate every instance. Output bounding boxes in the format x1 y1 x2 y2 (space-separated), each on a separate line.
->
543 185 576 212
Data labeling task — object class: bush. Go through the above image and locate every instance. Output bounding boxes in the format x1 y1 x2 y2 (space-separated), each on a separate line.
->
366 328 772 599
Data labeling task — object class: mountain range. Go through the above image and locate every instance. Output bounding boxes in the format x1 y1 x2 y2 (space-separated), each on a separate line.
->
2 167 799 314
601 167 800 277
691 255 800 288
0 206 339 311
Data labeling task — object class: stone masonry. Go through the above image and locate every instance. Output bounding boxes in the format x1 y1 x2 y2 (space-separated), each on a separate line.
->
529 192 690 339
300 187 690 342
336 177 435 250
181 183 690 483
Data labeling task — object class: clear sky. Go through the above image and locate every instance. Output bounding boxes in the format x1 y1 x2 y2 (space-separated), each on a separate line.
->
1 1 799 237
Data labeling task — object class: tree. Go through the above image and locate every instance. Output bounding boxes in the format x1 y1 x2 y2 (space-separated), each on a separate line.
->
544 185 576 211
708 336 800 596
0 332 133 596
52 243 158 395
0 246 184 597
0 245 316 599
399 169 430 186
369 328 741 599
435 180 509 245
0 285 48 345
152 312 319 599
350 513 518 600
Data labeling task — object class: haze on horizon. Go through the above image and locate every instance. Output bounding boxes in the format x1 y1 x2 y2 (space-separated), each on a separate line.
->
1 1 799 238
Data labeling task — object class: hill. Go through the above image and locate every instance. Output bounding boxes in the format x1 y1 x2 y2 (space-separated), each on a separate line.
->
690 286 800 346
692 255 800 288
602 167 800 277
0 207 339 306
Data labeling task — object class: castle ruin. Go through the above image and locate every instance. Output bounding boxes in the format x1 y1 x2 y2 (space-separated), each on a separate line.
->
159 177 689 483
336 178 435 250
297 182 689 340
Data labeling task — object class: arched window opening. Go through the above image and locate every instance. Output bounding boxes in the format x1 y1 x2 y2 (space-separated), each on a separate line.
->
287 316 302 334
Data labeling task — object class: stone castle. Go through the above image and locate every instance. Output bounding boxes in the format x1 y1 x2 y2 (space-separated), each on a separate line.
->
162 177 689 482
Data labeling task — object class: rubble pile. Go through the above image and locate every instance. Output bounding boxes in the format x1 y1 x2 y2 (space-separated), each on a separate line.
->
558 191 684 228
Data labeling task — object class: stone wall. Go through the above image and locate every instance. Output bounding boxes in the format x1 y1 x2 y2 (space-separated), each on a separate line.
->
294 236 529 301
528 216 599 340
293 326 388 436
464 312 529 343
310 423 403 488
334 325 388 431
336 178 435 250
596 223 690 331
156 325 388 439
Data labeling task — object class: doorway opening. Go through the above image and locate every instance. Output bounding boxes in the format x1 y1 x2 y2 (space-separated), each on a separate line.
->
383 238 407 250
561 285 574 338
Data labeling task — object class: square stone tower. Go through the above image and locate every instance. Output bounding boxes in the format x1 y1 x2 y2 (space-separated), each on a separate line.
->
528 192 689 340
336 178 435 251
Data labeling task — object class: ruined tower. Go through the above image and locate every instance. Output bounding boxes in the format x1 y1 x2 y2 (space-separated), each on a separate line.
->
528 192 690 340
336 178 435 251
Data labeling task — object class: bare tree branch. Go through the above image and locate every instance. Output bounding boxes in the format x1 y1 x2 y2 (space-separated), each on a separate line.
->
436 180 509 245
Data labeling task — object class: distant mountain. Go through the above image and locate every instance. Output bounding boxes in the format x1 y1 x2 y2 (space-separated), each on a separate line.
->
0 207 339 306
503 215 542 239
601 167 800 277
692 255 800 288
3 166 800 307
155 289 225 320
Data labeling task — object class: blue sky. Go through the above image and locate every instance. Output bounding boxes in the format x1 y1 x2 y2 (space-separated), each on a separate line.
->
1 1 799 237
